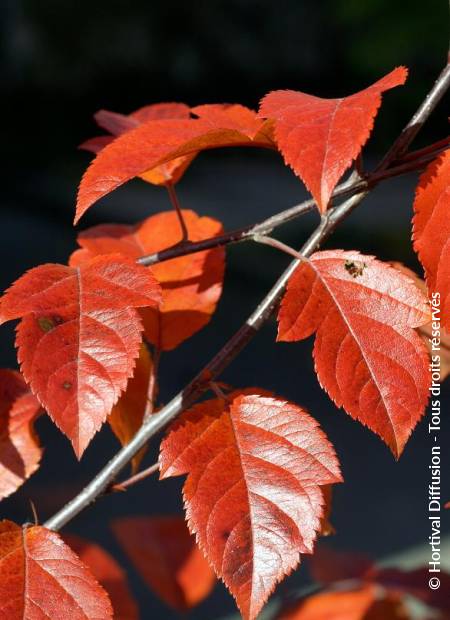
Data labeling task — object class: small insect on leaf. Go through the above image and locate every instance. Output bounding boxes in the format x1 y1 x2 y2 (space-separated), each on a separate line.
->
278 250 431 457
344 260 367 278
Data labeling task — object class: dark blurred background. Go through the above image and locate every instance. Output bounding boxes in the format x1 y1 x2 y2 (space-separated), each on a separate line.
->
1 1 449 618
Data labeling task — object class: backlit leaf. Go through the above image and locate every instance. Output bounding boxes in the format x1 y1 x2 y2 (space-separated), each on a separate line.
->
112 515 215 612
75 104 274 222
80 102 194 186
108 343 152 472
259 67 407 211
159 391 342 620
70 210 225 350
413 149 450 329
64 534 139 620
0 520 113 619
278 250 430 457
0 255 161 457
0 370 41 501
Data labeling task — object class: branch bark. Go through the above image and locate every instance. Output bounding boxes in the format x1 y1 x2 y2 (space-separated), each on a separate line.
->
137 148 445 268
44 59 450 532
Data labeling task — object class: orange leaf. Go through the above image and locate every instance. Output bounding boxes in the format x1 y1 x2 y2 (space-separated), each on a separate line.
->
159 391 342 620
0 370 41 501
108 343 152 472
70 210 225 350
413 149 450 330
75 104 274 222
278 250 430 457
111 515 215 612
259 67 407 211
64 534 139 620
80 102 194 186
0 520 113 619
390 263 450 382
277 586 409 620
0 255 161 457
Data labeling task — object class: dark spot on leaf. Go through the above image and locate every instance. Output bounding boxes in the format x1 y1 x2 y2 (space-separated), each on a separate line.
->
63 381 72 390
222 530 230 540
344 260 367 278
38 317 55 332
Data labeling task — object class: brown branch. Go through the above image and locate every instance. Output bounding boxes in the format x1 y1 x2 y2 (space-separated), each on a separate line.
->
137 150 439 268
110 462 159 492
43 61 450 532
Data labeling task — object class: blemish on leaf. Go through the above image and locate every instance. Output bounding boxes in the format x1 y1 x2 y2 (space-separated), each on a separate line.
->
38 317 55 332
62 381 72 390
344 260 367 278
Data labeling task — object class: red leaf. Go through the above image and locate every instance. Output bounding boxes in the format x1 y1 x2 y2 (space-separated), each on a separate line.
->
64 534 139 620
80 102 194 186
259 67 407 211
413 149 450 330
389 263 450 382
277 586 409 620
112 515 215 612
309 545 374 585
0 520 113 619
159 391 342 620
108 343 152 471
75 104 274 222
0 255 161 457
277 251 430 457
70 210 225 350
0 370 41 500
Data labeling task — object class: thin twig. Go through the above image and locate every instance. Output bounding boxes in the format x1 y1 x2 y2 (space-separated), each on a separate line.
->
110 462 159 493
166 183 189 241
253 234 305 261
144 347 160 420
137 152 437 268
43 61 450 532
376 59 450 170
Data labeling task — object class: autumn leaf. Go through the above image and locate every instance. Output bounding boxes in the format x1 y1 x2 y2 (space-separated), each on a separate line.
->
259 67 407 211
112 515 215 612
0 369 41 501
0 254 161 457
389 263 450 382
80 102 195 186
108 343 152 471
75 104 274 222
413 149 450 329
278 250 430 457
0 520 113 619
277 586 410 620
70 210 225 350
64 534 139 620
159 391 342 620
